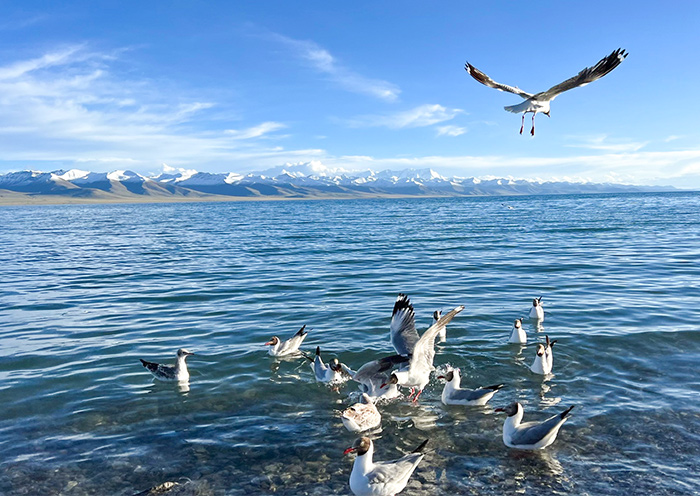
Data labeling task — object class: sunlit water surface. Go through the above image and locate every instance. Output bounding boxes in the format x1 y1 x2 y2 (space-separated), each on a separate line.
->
1 193 699 495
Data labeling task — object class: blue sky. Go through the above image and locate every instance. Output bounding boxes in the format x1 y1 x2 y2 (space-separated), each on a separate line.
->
1 1 699 188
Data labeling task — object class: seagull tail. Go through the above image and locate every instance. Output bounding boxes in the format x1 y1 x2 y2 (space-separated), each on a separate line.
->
412 439 430 454
561 405 575 419
295 324 308 337
484 383 505 391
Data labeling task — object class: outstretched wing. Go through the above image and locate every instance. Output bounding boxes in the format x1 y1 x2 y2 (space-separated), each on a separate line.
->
390 294 420 356
465 62 534 99
410 305 465 373
536 48 627 101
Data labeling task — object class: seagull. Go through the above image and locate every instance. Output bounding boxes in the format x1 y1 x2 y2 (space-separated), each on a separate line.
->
304 346 355 384
344 436 429 496
341 393 382 433
139 348 194 382
494 402 575 450
351 354 410 400
508 318 527 344
530 336 557 375
437 368 504 406
265 325 308 357
529 296 545 321
383 305 465 402
465 48 628 135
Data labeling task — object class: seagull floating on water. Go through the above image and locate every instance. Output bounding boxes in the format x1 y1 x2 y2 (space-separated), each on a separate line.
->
508 318 526 344
495 402 574 450
139 348 194 382
465 48 628 135
265 325 308 357
530 335 557 375
341 393 382 433
384 304 465 402
529 296 545 321
437 368 504 406
344 436 429 496
304 346 354 384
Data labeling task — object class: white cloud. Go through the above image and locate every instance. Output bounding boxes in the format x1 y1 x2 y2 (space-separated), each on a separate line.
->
267 32 400 102
565 134 648 153
225 122 287 140
348 104 463 129
436 125 467 137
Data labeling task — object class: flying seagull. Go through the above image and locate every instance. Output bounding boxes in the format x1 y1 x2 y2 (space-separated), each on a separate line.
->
465 48 628 135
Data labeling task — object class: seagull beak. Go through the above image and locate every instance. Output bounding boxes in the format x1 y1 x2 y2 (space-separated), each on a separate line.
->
379 383 387 389
436 376 445 380
343 446 357 455
264 341 274 346
494 407 505 413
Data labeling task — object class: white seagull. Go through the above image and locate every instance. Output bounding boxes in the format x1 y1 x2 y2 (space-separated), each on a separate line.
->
305 346 354 384
495 402 575 450
465 48 628 135
384 305 465 402
529 296 545 321
341 393 382 433
508 318 526 344
437 368 504 406
344 437 429 496
139 348 194 382
530 335 557 375
351 354 410 401
265 325 308 357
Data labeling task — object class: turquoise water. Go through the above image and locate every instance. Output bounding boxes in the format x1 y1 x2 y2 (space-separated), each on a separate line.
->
0 193 699 495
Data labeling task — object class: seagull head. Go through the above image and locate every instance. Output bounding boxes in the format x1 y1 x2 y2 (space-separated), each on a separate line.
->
343 437 372 456
494 402 520 417
330 358 342 372
176 348 195 358
264 336 280 346
437 368 458 382
380 372 400 389
536 343 546 357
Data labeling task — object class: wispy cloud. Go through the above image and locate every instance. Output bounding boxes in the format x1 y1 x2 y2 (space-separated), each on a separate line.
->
0 45 296 171
347 104 463 129
225 122 287 140
566 134 648 152
436 125 467 137
266 32 400 102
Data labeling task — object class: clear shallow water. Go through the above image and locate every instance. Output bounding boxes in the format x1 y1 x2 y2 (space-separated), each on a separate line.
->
0 193 699 495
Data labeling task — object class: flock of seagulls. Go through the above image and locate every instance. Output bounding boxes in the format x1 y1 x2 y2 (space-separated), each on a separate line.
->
139 293 573 496
465 48 628 135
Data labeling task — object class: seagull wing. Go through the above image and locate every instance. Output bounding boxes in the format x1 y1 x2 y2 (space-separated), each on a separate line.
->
535 48 628 101
465 62 534 99
410 305 465 374
390 294 420 356
368 453 424 486
353 355 409 385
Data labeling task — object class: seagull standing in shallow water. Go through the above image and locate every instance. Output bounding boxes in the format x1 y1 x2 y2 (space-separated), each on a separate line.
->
495 402 574 450
344 437 429 496
139 348 194 382
465 48 628 135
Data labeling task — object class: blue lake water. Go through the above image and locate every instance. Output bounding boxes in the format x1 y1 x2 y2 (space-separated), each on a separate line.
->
0 192 699 495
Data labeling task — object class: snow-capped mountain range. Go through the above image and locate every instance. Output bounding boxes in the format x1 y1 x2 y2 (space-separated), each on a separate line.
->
0 161 675 202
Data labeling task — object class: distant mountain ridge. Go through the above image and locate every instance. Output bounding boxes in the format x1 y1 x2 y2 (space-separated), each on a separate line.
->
0 162 677 202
